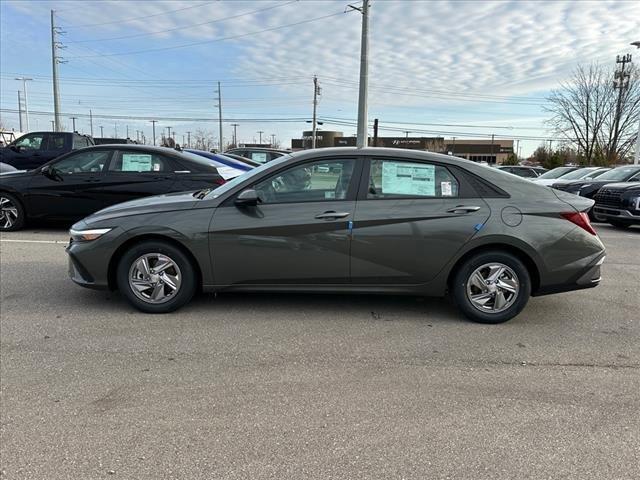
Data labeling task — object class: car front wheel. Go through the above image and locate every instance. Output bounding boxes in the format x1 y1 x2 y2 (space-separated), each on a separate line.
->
451 251 531 324
117 241 197 313
0 193 25 231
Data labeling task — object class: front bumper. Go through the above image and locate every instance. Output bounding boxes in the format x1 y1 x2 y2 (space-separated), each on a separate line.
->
66 227 121 290
593 206 640 223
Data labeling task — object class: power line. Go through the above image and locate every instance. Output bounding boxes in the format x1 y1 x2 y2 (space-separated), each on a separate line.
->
59 1 214 29
65 1 297 43
66 9 356 58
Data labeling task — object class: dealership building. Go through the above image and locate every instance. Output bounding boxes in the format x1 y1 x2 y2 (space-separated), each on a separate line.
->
292 131 514 164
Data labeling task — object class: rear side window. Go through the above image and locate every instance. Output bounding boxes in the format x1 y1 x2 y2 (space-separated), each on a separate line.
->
367 159 459 198
48 134 66 150
72 135 89 149
248 151 269 163
109 151 172 172
518 168 537 178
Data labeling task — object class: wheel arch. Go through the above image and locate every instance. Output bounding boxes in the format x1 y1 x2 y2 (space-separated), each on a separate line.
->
446 242 541 295
107 233 203 291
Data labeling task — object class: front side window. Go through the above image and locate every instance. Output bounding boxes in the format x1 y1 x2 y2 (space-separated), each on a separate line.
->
109 151 171 172
253 159 355 204
53 151 110 175
48 134 66 151
14 133 45 150
367 159 459 198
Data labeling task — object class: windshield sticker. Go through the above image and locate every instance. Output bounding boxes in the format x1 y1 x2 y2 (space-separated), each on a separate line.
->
382 161 435 196
122 154 153 172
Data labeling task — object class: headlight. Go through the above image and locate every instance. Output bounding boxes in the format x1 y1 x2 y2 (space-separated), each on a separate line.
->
632 196 640 211
579 184 592 190
69 228 112 242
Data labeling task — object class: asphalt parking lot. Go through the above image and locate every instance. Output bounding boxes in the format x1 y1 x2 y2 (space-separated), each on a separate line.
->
1 224 638 480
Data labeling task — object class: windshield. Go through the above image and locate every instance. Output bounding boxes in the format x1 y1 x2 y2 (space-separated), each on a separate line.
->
537 167 576 179
207 153 292 198
595 167 640 182
559 168 598 180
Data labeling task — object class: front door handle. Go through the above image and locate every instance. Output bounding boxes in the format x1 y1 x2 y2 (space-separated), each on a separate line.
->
447 205 481 214
315 211 351 220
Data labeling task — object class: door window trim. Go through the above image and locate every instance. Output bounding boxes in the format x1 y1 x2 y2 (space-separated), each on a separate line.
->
358 156 474 200
105 149 177 174
221 157 363 207
50 148 113 176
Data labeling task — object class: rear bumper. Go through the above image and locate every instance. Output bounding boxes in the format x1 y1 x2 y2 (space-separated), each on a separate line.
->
534 253 605 296
593 206 640 223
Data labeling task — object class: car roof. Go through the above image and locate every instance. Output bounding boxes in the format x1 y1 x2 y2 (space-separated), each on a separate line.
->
227 147 290 153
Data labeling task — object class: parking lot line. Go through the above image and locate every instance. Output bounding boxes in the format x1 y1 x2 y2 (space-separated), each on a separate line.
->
0 239 67 245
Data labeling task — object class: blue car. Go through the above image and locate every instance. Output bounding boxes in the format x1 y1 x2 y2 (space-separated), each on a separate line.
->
185 149 254 179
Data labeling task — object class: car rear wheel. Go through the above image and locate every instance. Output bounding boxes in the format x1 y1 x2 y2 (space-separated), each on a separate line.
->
451 251 531 324
0 193 25 231
117 241 197 313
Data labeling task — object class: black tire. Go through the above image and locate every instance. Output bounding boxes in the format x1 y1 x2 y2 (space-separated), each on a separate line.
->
0 192 26 231
608 220 631 230
116 240 197 313
451 251 531 324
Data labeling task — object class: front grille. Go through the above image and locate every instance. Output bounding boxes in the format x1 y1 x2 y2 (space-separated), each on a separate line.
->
594 188 623 208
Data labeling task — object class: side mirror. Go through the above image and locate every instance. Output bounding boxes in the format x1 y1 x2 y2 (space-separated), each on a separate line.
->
9 145 20 152
41 165 52 177
41 165 62 181
235 189 260 207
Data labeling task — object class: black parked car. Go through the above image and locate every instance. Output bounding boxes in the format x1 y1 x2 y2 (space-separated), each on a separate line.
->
496 165 547 178
0 145 226 231
593 182 640 229
552 166 640 220
0 131 94 170
225 147 290 164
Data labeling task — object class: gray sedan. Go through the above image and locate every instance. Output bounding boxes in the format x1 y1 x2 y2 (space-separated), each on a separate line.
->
66 148 605 323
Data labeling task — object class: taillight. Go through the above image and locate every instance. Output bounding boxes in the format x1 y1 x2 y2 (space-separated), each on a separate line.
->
213 177 226 186
561 212 597 235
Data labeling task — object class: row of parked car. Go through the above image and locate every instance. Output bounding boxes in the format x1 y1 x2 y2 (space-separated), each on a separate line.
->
0 130 292 231
497 163 640 229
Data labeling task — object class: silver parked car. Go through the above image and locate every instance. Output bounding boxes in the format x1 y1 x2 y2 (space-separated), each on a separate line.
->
66 148 605 324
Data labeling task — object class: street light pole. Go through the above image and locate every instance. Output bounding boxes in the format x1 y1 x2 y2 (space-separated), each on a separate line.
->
100 126 104 137
231 123 239 147
150 120 157 146
354 1 370 148
632 41 640 165
257 130 264 145
15 77 33 131
69 116 77 132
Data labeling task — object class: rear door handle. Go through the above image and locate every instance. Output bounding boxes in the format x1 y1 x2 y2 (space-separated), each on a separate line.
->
447 205 481 214
315 211 351 220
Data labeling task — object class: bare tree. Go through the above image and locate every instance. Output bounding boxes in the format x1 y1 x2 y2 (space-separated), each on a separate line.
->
192 129 216 151
546 62 640 165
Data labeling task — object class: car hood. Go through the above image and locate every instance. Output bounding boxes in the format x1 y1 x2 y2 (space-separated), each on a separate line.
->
0 169 30 177
599 182 640 192
84 190 204 223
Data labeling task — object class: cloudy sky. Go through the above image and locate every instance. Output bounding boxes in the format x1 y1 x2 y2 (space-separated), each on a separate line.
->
1 0 639 154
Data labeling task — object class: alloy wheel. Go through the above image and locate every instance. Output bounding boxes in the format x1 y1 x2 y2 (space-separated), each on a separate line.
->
128 253 182 304
0 196 20 230
466 263 520 314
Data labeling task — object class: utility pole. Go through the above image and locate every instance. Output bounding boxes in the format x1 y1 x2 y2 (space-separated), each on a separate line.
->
150 120 157 145
516 139 520 159
490 133 496 164
89 109 94 137
166 126 172 140
187 131 191 148
100 125 104 137
548 139 552 154
257 130 264 145
630 42 640 165
15 77 33 131
216 81 223 151
270 133 276 147
50 120 55 130
372 118 379 147
69 116 77 132
612 53 632 162
231 124 239 147
50 10 63 131
17 91 23 131
451 136 456 155
312 75 320 148
126 125 129 139
353 1 370 148
114 123 118 138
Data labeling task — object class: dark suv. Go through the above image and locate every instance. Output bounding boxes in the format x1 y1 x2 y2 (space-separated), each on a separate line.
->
593 182 640 229
225 147 290 164
0 131 94 170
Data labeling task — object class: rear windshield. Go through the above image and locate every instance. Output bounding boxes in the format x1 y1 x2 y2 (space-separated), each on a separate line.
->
559 168 598 180
596 167 640 182
537 167 576 179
